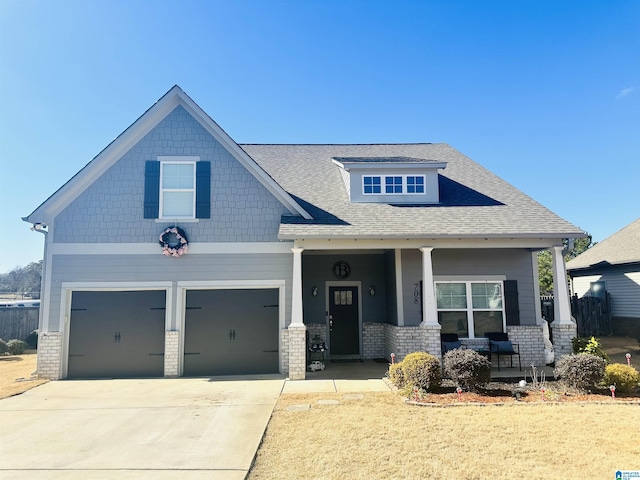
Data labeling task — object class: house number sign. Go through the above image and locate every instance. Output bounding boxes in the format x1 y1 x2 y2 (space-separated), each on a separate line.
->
332 261 351 279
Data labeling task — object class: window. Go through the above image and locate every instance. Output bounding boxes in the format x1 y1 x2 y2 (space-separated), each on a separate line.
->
161 162 196 218
436 281 505 338
406 176 425 194
385 176 403 193
363 176 381 194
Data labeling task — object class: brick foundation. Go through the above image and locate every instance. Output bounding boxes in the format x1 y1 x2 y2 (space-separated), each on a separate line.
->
280 328 289 374
287 325 307 380
383 324 425 362
551 322 577 359
37 332 64 379
363 322 385 359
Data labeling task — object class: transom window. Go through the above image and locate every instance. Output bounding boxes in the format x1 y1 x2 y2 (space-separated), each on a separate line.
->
161 162 196 218
362 175 426 195
436 281 505 338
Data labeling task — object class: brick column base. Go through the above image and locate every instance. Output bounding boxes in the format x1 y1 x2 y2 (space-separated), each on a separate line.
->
37 332 64 379
164 330 180 377
287 325 307 380
551 322 577 359
421 323 442 362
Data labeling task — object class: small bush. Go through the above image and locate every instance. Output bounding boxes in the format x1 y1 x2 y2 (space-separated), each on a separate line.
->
7 339 28 355
603 363 640 393
25 329 38 349
554 354 606 392
400 352 441 392
443 348 491 391
0 338 7 354
572 336 609 363
388 362 405 388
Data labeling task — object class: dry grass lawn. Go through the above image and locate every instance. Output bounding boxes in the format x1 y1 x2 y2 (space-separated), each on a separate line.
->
248 392 640 480
0 351 48 399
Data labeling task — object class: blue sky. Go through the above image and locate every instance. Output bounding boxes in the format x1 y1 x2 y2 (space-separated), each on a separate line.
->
0 0 638 273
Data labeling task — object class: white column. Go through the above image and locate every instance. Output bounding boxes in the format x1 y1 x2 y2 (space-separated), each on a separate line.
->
551 245 573 325
395 249 405 326
531 251 543 325
419 247 438 326
290 247 304 326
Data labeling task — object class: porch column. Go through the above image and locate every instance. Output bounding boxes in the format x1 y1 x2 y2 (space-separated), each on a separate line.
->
550 245 576 358
288 247 306 380
419 247 441 358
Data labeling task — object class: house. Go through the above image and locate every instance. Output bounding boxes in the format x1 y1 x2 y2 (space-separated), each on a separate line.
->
567 218 640 338
24 86 584 380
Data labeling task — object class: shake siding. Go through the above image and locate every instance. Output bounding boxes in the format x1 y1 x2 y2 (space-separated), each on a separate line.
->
46 253 293 331
401 248 537 327
53 105 288 244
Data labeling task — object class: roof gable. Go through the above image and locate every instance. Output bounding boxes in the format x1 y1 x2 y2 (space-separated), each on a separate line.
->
23 86 311 225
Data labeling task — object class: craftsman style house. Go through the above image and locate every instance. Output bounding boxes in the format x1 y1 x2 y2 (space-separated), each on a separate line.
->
24 86 583 380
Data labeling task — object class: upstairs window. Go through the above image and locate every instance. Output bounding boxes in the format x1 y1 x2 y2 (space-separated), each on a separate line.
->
161 162 195 218
406 176 425 193
385 176 403 194
363 176 381 194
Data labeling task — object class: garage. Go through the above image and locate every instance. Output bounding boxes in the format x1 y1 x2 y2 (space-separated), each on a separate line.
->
67 290 166 379
183 289 279 376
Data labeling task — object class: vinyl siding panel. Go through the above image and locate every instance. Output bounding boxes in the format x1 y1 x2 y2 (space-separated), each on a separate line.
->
401 248 536 327
572 268 640 318
46 253 293 331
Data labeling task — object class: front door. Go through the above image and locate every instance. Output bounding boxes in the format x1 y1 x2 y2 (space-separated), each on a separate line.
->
329 286 359 355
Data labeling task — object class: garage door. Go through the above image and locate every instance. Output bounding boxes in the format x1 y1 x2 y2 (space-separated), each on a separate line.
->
183 289 279 376
68 291 166 378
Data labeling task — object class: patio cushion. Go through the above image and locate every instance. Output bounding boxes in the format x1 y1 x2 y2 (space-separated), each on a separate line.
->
442 340 462 352
490 340 515 353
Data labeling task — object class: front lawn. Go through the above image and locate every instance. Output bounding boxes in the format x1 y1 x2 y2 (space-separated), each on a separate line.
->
248 392 640 480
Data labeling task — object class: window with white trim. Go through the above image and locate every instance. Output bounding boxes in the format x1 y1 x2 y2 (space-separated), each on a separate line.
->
363 175 381 194
385 176 403 193
436 281 505 338
362 174 426 195
160 161 196 218
406 175 425 194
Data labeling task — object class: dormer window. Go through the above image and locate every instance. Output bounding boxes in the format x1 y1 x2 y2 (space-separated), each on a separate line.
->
406 176 425 194
385 176 403 194
363 176 381 194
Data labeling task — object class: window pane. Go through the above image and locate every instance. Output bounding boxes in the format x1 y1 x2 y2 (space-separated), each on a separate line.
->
162 164 194 189
407 176 425 193
472 282 503 309
436 283 467 309
363 176 381 194
163 191 194 217
473 311 503 338
438 311 469 337
385 176 402 194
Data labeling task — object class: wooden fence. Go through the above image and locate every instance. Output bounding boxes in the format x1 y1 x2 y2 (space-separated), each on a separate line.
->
0 307 39 341
540 294 613 337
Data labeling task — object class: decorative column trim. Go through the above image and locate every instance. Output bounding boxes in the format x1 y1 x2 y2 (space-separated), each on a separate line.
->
551 245 573 325
291 247 304 326
419 247 438 326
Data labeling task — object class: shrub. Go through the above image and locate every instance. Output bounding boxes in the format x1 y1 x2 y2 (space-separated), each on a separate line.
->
0 338 7 354
443 348 491 391
554 354 606 392
7 339 28 355
572 336 609 363
388 362 405 388
400 352 441 392
603 363 640 393
25 329 38 349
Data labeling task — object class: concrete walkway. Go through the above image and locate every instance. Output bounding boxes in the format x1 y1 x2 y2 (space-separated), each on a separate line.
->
0 377 285 480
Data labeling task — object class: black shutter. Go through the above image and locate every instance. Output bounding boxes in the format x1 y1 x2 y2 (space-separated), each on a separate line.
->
144 161 160 219
195 161 211 218
504 280 520 326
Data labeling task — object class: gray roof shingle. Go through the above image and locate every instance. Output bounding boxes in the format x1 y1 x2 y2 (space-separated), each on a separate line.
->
566 218 640 270
240 143 585 239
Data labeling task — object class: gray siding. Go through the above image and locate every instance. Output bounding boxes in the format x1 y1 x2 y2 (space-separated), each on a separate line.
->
46 253 293 331
572 267 640 318
401 248 537 327
302 253 387 325
54 105 288 244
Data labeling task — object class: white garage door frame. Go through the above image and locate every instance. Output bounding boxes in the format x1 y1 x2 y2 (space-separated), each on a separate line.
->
59 281 173 379
177 280 286 377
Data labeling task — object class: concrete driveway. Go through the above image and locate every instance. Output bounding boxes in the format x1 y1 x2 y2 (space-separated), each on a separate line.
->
0 377 285 480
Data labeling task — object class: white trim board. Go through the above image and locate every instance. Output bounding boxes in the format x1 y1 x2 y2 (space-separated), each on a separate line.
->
48 242 293 255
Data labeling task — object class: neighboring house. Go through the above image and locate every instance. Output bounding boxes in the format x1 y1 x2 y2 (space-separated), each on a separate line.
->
567 218 640 338
23 86 584 380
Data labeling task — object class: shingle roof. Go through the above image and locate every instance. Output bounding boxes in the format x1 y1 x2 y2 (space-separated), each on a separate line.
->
566 218 640 270
240 143 585 239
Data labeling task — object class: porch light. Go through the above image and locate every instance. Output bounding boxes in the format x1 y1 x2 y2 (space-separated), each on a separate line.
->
369 286 375 296
311 286 318 297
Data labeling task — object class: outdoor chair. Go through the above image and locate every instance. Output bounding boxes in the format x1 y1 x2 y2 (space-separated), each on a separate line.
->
441 333 463 355
486 332 521 371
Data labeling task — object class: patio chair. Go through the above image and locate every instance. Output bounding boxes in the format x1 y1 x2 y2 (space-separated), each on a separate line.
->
441 333 463 355
486 332 521 371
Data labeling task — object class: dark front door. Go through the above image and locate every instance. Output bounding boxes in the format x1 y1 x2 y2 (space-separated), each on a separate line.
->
329 286 359 355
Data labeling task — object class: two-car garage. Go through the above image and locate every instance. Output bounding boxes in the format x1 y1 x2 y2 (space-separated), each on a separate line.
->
66 288 280 379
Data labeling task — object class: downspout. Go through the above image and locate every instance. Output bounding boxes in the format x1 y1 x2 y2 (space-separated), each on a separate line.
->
28 223 48 331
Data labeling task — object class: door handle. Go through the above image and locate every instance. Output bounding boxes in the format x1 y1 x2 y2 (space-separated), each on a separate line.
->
114 332 121 343
229 329 236 341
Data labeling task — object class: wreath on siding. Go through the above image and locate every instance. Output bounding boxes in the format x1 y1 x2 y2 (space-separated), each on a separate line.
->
159 227 189 257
